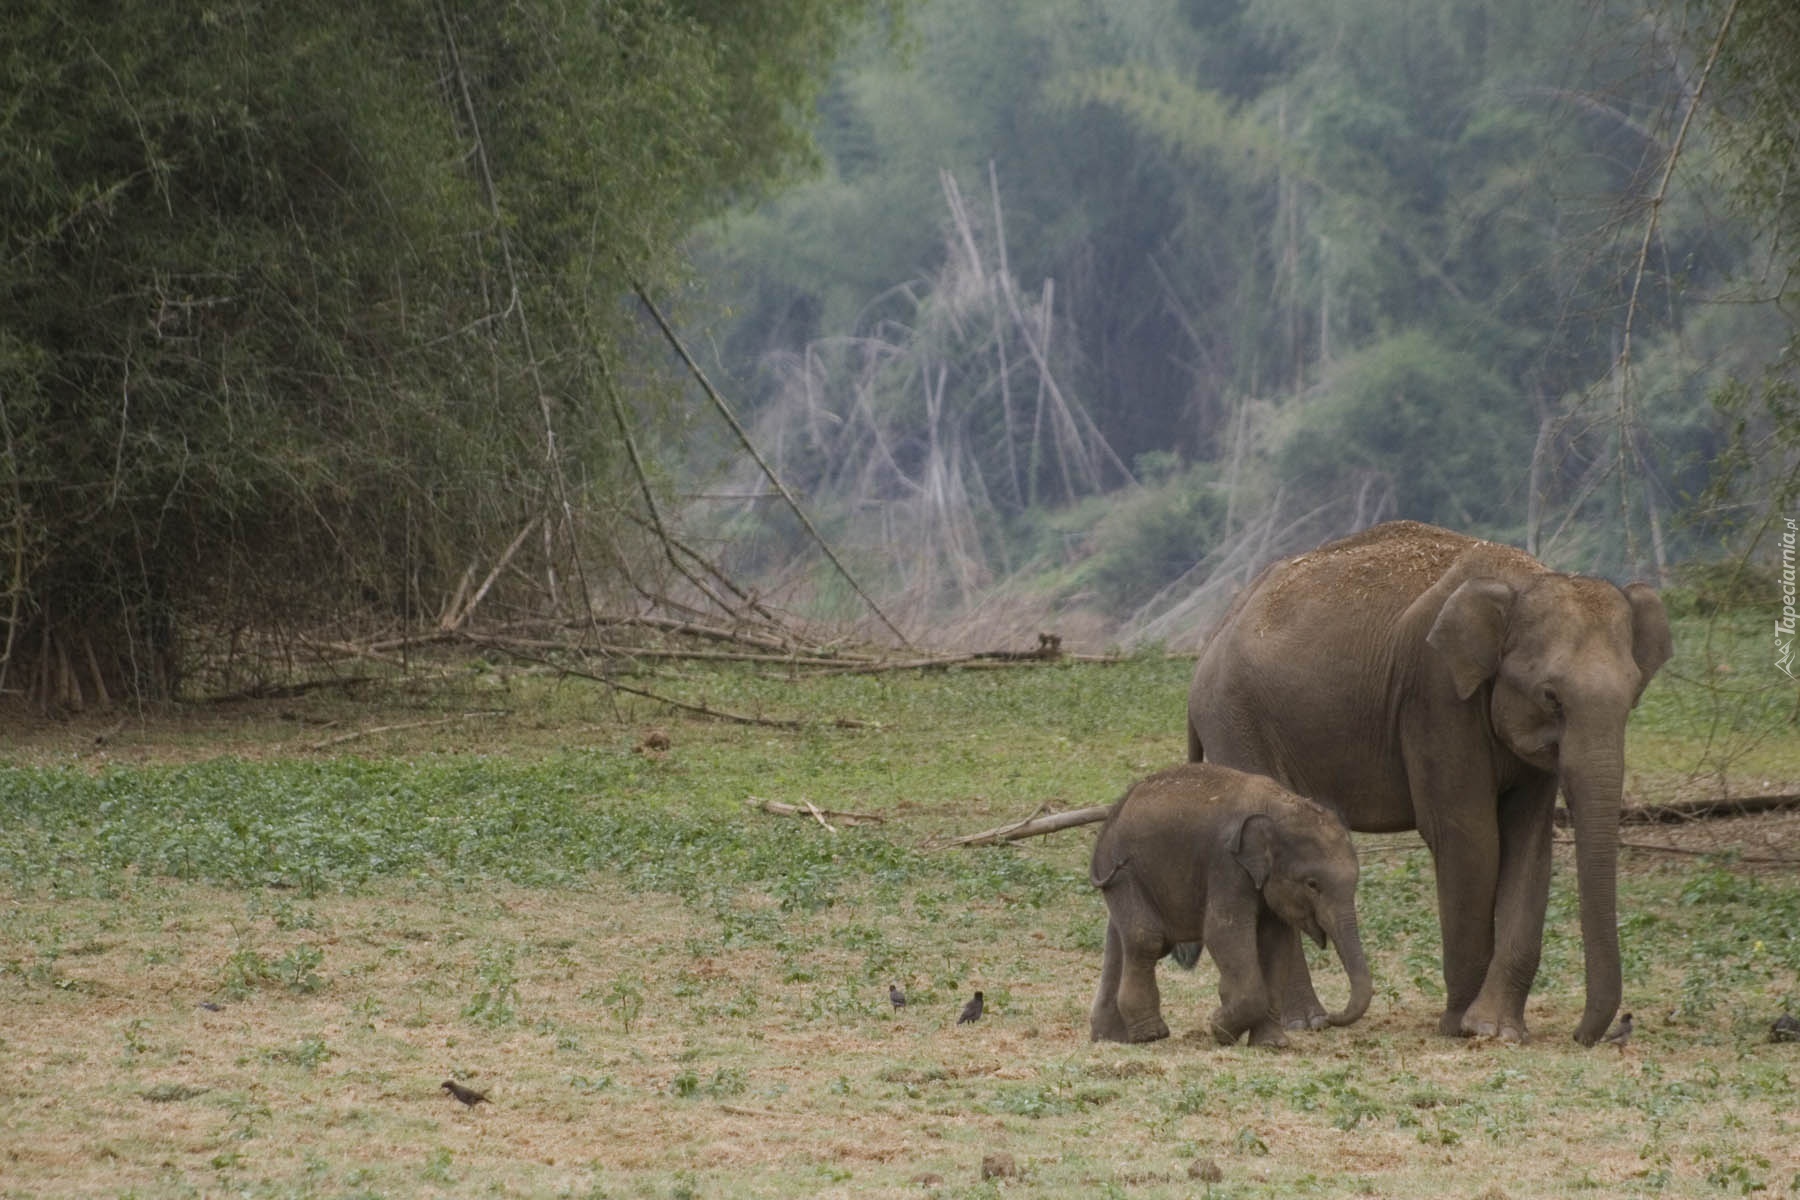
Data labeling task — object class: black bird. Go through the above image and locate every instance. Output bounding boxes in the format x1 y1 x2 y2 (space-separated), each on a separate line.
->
957 990 984 1025
441 1080 489 1108
1771 1013 1800 1043
1601 1012 1633 1050
889 982 907 1011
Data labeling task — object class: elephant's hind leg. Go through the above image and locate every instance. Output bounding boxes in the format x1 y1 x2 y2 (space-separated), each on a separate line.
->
1090 921 1130 1042
1115 926 1173 1043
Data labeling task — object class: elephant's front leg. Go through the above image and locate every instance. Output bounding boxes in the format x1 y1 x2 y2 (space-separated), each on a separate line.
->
1264 922 1329 1031
1204 907 1285 1047
1408 750 1501 1037
1460 778 1557 1042
1113 926 1171 1043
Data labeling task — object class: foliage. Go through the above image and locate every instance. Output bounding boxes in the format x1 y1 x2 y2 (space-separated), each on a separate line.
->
698 0 1791 621
1042 458 1229 616
0 0 881 704
1278 330 1531 533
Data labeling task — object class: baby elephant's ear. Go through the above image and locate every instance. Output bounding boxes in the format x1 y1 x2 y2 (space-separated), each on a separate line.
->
1232 813 1277 890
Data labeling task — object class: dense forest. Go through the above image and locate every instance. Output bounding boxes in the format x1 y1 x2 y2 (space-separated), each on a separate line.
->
1 0 1795 704
694 0 1799 638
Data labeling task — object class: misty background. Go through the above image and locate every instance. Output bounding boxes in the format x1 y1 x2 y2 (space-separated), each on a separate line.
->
683 0 1792 648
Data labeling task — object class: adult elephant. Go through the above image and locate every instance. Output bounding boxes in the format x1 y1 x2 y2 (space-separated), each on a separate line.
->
1187 521 1671 1046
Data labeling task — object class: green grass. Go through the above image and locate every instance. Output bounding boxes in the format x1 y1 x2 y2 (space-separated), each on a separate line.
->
1 629 1797 1198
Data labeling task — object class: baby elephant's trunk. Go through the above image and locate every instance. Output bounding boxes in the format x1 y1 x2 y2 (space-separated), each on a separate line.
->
1326 911 1374 1026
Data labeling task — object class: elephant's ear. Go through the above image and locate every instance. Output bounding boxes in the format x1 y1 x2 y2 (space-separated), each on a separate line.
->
1624 582 1672 705
1231 813 1277 890
1426 578 1516 700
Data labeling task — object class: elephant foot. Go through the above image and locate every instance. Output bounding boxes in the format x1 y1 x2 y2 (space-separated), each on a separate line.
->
1282 1008 1330 1032
1090 1005 1128 1043
1248 1021 1290 1050
1459 1001 1529 1043
1438 1009 1472 1038
1126 1016 1171 1044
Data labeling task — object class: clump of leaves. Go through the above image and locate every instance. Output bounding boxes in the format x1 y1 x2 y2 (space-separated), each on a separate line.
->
606 976 645 1035
260 1036 332 1070
462 946 520 1028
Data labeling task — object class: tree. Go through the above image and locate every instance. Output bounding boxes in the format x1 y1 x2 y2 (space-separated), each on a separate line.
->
1681 0 1800 532
0 0 880 705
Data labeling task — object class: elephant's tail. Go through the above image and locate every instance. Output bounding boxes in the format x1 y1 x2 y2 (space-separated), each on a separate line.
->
1169 941 1203 970
1089 856 1130 890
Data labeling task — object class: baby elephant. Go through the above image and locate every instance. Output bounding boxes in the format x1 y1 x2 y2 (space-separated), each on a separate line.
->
1089 763 1373 1047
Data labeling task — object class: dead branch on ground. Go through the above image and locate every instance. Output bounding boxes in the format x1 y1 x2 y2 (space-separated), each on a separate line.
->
1550 793 1800 826
747 797 886 827
923 803 1112 849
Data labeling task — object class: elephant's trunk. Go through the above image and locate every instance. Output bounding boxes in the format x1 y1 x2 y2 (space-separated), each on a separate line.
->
1325 911 1374 1027
1562 729 1626 1047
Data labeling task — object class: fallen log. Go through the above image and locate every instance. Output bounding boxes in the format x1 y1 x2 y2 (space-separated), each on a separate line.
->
924 804 1112 849
1550 793 1800 826
1622 793 1800 823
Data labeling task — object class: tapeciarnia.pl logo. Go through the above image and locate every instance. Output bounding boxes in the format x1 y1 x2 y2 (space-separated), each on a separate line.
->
1778 517 1797 679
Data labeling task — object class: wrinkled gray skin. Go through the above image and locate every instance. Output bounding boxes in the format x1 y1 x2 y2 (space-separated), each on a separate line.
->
1089 762 1373 1047
1187 521 1672 1046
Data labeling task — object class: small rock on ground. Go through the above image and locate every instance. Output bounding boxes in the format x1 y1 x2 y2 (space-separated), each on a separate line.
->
1188 1158 1223 1182
980 1152 1018 1181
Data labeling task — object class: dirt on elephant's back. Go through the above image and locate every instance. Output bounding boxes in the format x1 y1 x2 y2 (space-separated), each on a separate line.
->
1255 521 1500 633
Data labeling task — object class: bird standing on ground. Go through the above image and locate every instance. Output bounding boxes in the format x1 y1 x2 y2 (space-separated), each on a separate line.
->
1601 1012 1633 1050
889 982 906 1011
442 1080 489 1108
1771 1013 1800 1043
957 990 984 1025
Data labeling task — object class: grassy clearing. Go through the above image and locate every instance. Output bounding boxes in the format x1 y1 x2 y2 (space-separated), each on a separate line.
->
2 627 1798 1198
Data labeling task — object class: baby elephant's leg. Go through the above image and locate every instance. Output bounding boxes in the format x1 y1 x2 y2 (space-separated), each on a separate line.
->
1114 926 1172 1043
1089 921 1128 1042
1206 909 1283 1046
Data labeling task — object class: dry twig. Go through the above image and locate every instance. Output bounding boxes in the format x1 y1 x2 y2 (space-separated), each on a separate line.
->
747 797 886 826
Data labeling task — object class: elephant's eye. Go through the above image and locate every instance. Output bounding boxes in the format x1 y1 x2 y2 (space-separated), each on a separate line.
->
1539 685 1563 715
1304 878 1321 892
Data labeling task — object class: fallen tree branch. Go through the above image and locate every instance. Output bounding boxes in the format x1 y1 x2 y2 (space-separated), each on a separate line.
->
1552 793 1800 826
1556 834 1800 867
471 639 811 728
1623 794 1800 823
823 649 1124 677
747 797 886 826
631 276 913 651
924 804 1112 849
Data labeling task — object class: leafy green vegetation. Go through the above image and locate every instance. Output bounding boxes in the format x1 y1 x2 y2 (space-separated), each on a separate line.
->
0 0 884 703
